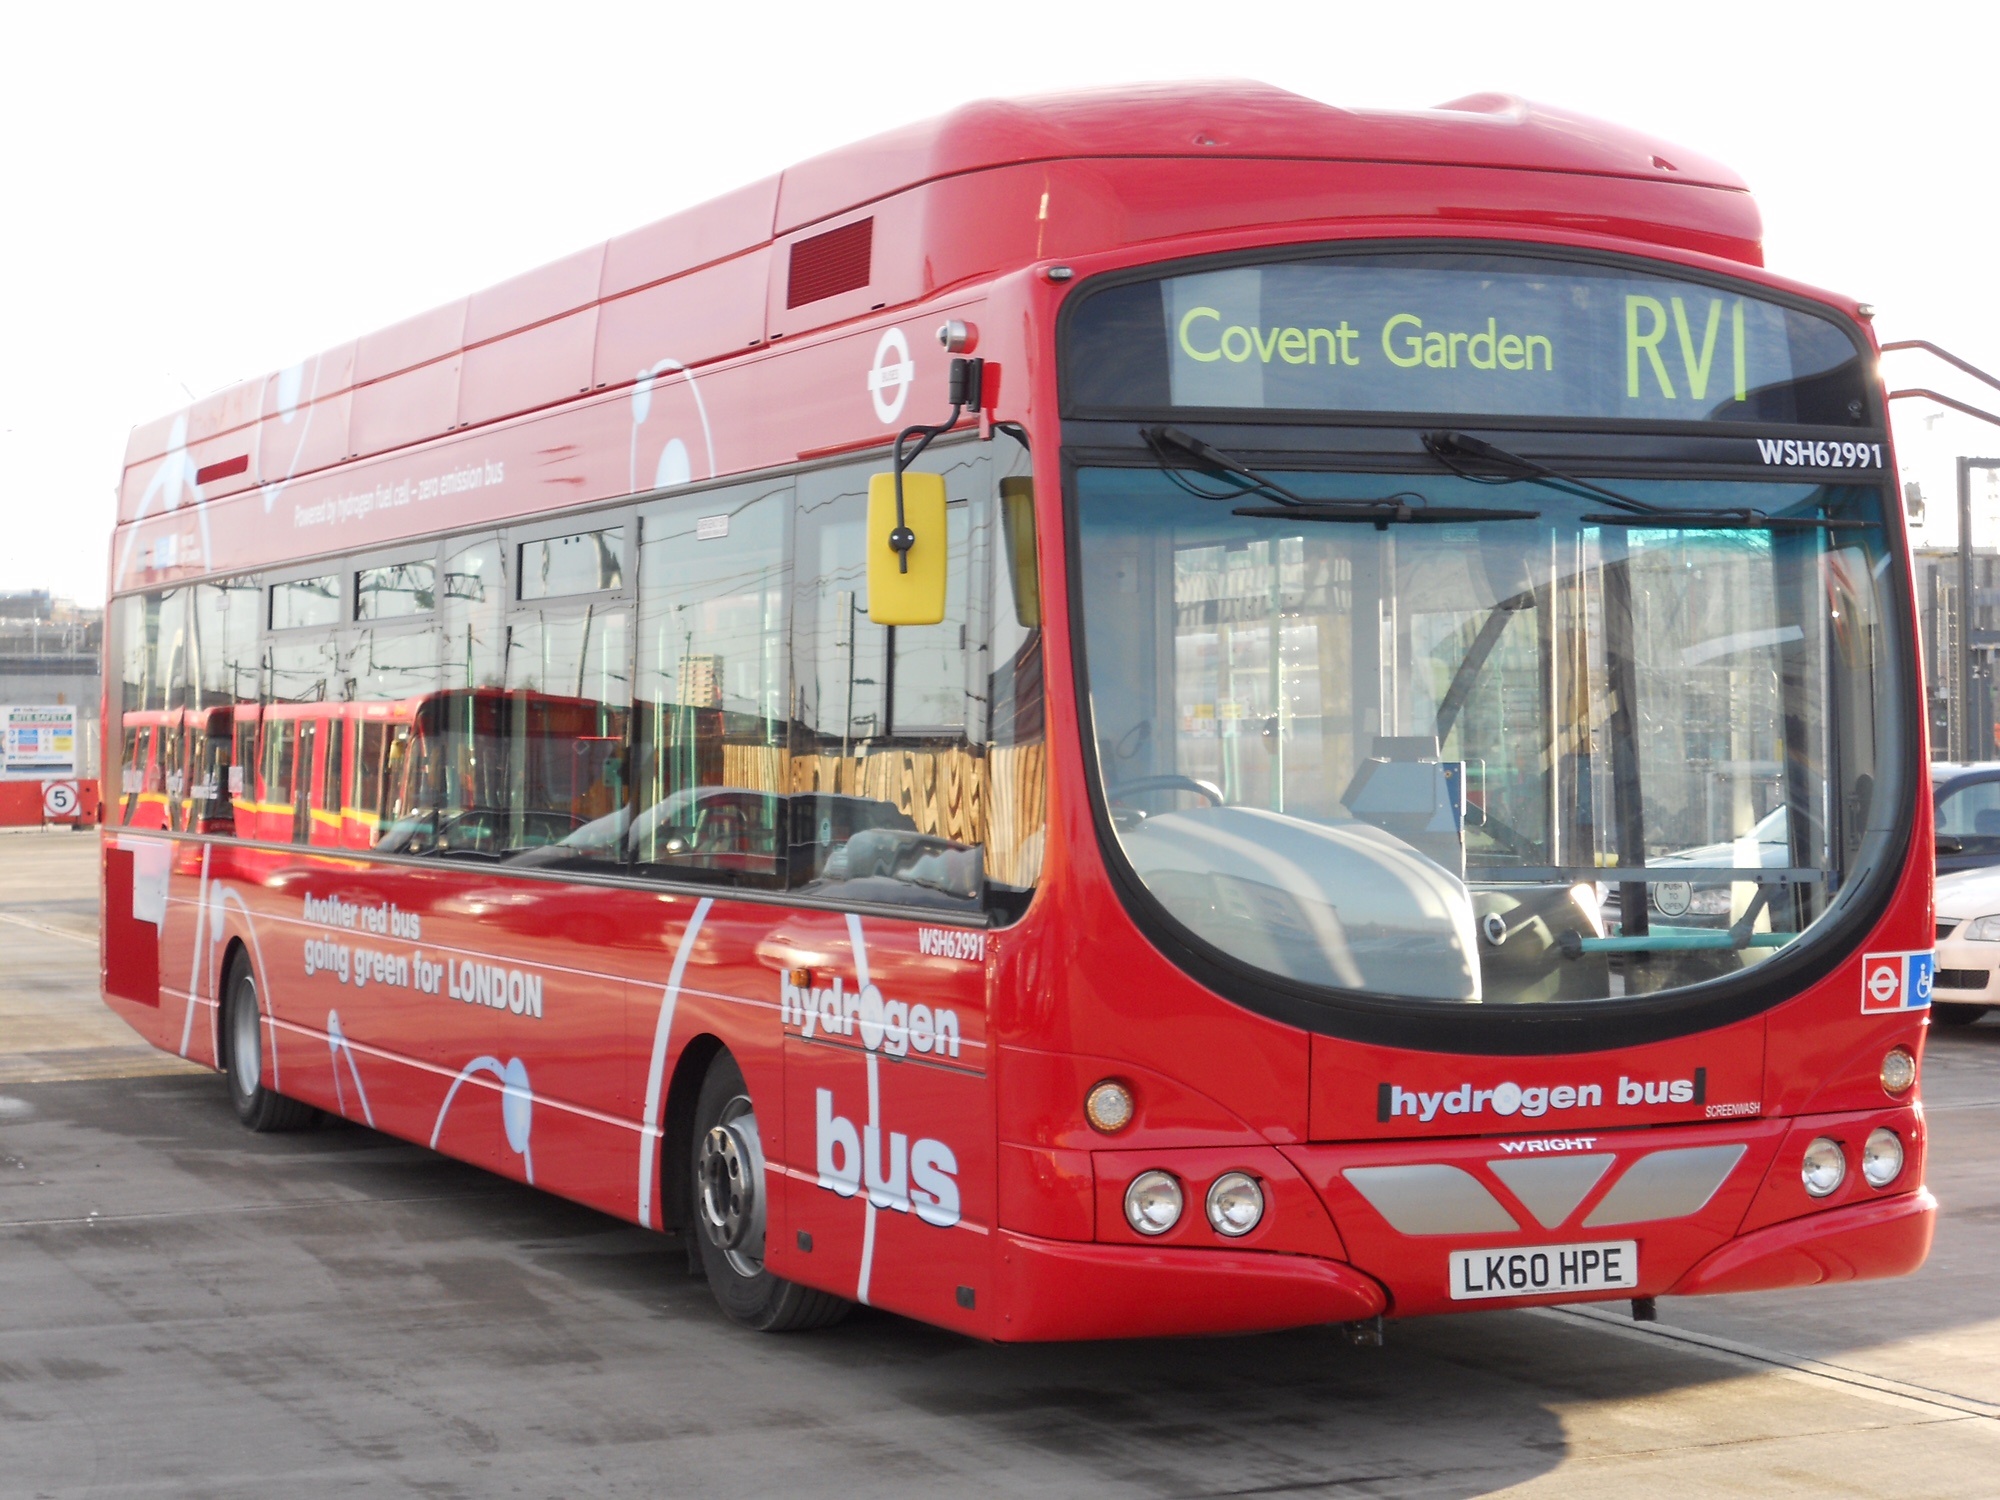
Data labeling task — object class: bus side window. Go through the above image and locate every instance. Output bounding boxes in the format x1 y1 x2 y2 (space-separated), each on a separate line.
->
490 525 629 861
631 479 790 886
266 638 336 847
115 590 181 829
192 574 261 836
501 607 630 857
114 595 148 824
346 621 438 849
788 444 1045 917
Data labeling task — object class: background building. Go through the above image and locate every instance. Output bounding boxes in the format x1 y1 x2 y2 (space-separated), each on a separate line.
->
0 594 102 778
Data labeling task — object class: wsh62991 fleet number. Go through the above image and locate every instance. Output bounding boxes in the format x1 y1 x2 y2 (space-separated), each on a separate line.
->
1756 438 1883 469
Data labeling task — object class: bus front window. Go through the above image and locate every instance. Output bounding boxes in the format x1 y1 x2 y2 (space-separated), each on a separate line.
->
1075 467 1898 1006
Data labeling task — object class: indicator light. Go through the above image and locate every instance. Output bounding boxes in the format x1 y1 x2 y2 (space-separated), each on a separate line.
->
1862 1128 1905 1188
1125 1170 1183 1235
1881 1047 1916 1095
1085 1080 1134 1134
1802 1136 1847 1198
1205 1172 1265 1237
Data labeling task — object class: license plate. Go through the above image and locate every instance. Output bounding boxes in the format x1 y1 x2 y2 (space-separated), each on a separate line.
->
1449 1240 1639 1300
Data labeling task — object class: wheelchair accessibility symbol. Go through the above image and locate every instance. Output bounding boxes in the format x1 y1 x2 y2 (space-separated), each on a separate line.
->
1861 951 1934 1013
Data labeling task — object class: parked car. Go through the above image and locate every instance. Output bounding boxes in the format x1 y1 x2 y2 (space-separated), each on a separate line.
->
1610 805 1792 929
1934 763 2000 875
1932 862 2000 1023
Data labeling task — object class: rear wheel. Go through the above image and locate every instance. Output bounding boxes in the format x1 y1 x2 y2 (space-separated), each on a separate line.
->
689 1052 849 1332
222 958 317 1132
1934 1002 1990 1026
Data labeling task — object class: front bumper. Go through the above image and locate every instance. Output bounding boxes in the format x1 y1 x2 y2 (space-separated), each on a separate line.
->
984 1186 1932 1340
1670 1187 1936 1295
1018 1105 1931 1331
992 1229 1385 1341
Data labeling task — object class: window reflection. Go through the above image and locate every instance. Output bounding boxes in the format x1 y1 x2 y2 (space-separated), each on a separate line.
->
107 444 1047 919
271 575 341 630
519 529 623 600
356 560 437 620
1077 468 1894 1004
626 480 790 887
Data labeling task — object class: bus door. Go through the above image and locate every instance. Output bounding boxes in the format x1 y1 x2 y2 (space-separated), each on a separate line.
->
771 452 1007 1320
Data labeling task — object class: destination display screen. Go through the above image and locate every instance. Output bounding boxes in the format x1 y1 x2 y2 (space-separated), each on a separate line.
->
1062 253 1873 427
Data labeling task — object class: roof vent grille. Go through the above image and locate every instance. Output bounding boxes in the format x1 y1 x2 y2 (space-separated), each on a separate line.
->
787 218 873 309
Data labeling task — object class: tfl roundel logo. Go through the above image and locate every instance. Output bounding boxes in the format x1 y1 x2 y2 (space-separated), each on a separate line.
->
1861 951 1934 1014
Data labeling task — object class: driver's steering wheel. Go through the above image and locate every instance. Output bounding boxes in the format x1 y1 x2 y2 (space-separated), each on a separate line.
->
1107 774 1226 808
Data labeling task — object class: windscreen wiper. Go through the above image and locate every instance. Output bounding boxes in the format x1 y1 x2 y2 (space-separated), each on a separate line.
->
1422 431 1867 531
1143 426 1538 529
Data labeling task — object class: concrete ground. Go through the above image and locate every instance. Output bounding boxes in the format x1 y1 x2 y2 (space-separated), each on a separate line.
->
4 829 1999 1498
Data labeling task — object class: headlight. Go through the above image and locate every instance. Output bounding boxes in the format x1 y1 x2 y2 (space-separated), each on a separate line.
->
1686 887 1736 916
1965 915 2000 942
1205 1172 1265 1237
1862 1128 1905 1188
1124 1170 1183 1235
1802 1136 1847 1198
1881 1047 1917 1095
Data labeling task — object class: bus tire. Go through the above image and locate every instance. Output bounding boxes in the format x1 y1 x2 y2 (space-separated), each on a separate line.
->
222 957 318 1133
1934 1002 1989 1026
689 1052 850 1333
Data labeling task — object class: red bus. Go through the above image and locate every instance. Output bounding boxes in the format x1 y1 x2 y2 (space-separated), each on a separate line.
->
101 83 1934 1339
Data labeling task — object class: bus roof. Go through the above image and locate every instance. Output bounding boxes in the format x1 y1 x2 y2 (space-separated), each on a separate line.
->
770 82 1749 231
121 82 1760 502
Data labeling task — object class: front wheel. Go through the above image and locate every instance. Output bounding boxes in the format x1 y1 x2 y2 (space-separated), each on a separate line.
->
689 1052 849 1332
222 959 317 1133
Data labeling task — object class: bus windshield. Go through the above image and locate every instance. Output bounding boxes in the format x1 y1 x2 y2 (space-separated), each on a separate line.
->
1074 467 1899 1006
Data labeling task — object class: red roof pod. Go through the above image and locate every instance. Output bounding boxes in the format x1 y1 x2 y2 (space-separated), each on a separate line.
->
119 83 1764 509
353 297 468 386
463 243 606 345
599 174 781 298
770 82 1750 233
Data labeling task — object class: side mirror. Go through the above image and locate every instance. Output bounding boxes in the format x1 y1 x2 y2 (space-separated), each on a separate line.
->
867 471 947 625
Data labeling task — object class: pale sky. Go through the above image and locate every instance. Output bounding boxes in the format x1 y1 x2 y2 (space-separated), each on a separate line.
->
5 0 1995 604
